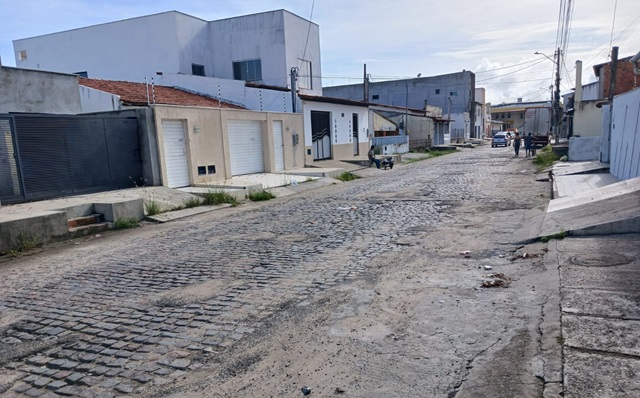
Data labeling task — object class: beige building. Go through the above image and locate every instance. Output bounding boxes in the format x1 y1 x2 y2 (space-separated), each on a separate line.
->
153 105 304 188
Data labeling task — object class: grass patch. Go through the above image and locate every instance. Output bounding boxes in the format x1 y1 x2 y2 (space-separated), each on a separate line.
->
183 197 202 208
248 190 276 201
202 189 238 206
427 149 457 157
336 172 361 182
533 145 559 171
541 231 568 243
114 218 140 229
145 200 161 216
8 233 40 256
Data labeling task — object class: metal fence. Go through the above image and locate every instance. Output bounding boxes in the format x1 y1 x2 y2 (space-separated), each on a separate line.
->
0 114 143 203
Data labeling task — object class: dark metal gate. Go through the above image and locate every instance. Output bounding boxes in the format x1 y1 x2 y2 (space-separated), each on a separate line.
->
0 114 142 203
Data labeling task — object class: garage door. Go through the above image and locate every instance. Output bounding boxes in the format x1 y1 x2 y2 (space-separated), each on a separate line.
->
228 120 264 175
273 121 285 171
161 120 190 188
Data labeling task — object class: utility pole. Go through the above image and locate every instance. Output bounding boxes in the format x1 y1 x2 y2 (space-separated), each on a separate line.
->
363 64 369 102
290 67 298 113
605 46 619 163
553 47 562 144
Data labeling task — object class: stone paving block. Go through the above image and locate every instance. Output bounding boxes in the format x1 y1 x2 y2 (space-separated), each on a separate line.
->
98 378 120 388
13 382 32 393
65 372 85 384
27 356 52 366
24 388 45 397
46 380 67 390
563 315 640 357
52 370 72 380
55 385 84 396
33 376 53 387
114 383 136 394
106 358 128 368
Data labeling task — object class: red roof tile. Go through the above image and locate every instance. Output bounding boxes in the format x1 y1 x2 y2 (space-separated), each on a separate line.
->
79 77 244 109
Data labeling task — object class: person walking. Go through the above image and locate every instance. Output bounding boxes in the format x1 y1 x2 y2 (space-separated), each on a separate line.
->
368 145 381 169
513 132 521 157
524 133 533 157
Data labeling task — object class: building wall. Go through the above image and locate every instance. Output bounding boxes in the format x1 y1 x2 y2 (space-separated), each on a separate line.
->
153 105 304 185
573 101 602 137
323 71 475 132
568 136 600 161
282 12 322 95
0 66 81 113
610 88 640 180
301 100 368 164
79 86 121 113
598 59 639 99
13 12 182 82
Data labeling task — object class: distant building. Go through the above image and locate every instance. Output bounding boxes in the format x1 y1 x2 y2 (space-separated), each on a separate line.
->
12 10 322 96
323 71 476 142
490 99 551 133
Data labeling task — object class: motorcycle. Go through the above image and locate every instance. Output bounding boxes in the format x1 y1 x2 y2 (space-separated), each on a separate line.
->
381 156 394 169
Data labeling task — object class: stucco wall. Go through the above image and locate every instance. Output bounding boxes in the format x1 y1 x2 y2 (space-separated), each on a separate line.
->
0 66 81 113
573 101 602 137
153 105 304 185
568 136 600 161
283 11 322 95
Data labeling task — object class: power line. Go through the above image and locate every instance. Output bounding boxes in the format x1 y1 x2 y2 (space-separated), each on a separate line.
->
476 58 547 83
474 58 547 74
609 0 618 58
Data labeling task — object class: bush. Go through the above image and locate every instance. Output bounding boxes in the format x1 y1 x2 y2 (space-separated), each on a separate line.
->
533 146 559 171
336 172 361 181
248 190 276 201
202 189 238 206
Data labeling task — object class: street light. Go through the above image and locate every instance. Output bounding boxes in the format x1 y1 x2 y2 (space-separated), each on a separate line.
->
534 50 562 144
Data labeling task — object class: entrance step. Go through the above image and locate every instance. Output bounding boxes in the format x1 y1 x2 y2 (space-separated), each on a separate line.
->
68 222 110 237
68 214 104 229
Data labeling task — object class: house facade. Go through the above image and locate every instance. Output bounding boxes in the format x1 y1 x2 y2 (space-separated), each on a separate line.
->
323 71 475 140
13 9 322 97
299 95 369 164
153 106 304 187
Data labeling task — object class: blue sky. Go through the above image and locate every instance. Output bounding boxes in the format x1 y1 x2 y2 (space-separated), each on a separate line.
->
1 0 639 104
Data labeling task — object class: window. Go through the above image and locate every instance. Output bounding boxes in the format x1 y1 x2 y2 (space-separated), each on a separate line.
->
74 71 88 77
507 112 511 118
191 63 205 76
233 59 262 82
298 59 312 89
18 50 27 61
450 91 458 96
435 89 440 95
372 94 380 100
198 166 206 175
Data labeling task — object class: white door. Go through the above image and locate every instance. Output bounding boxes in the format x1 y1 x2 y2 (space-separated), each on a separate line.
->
228 120 264 176
161 120 190 188
272 121 285 171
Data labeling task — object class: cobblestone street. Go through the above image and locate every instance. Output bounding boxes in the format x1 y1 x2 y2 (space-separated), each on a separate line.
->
0 146 554 397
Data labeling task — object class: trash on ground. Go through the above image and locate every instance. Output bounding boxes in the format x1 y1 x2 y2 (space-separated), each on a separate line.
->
335 387 346 394
484 265 493 270
301 386 312 395
481 273 511 288
459 250 470 255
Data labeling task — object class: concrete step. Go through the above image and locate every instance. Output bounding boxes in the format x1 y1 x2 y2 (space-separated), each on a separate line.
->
68 222 110 237
68 214 104 229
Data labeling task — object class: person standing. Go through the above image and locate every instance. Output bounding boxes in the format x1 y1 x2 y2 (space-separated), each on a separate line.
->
368 145 381 169
513 132 521 157
524 133 533 157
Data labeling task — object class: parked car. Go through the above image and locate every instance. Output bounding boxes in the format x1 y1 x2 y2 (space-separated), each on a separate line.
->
492 132 508 147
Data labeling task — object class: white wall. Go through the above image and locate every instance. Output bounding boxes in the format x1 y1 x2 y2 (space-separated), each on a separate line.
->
13 12 182 82
79 86 121 113
449 112 470 142
158 73 293 112
209 11 287 87
610 88 640 180
283 12 322 95
302 100 368 148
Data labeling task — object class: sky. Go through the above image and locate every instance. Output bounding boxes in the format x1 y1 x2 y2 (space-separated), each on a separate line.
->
1 0 639 104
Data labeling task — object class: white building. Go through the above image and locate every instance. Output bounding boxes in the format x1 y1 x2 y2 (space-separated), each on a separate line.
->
13 9 322 97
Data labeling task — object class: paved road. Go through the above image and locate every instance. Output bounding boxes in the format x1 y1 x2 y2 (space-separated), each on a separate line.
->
0 145 556 397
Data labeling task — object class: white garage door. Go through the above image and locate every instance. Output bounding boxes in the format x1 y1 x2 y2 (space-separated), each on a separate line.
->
228 120 264 176
161 120 190 188
272 121 285 171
